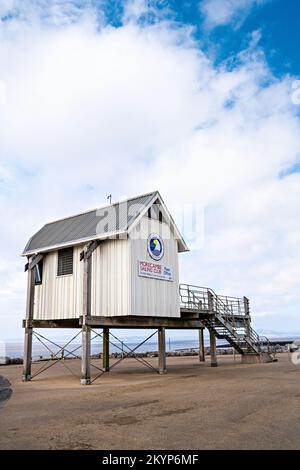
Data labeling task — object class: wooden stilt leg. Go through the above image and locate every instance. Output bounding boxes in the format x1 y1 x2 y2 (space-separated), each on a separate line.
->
209 330 218 367
158 327 167 374
23 326 33 381
23 260 35 382
81 325 91 385
81 244 93 385
199 328 205 362
103 327 110 372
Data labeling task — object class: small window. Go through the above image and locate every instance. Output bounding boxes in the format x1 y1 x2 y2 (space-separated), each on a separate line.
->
148 204 159 220
57 248 73 276
35 259 43 285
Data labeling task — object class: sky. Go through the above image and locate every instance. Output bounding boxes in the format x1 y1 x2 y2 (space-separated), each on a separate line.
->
0 0 300 342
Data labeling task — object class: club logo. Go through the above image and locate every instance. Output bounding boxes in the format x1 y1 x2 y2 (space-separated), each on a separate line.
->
147 233 164 261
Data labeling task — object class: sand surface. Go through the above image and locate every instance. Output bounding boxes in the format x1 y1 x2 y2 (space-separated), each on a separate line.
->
0 353 299 450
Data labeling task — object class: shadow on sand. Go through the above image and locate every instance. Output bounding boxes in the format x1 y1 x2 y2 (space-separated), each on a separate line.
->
0 376 13 409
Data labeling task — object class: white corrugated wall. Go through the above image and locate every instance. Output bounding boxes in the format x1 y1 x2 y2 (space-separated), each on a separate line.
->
33 217 180 319
91 239 130 317
129 216 180 318
33 245 83 320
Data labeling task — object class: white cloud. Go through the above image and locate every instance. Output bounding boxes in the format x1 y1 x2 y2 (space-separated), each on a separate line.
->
123 0 174 25
0 0 102 31
200 0 268 29
123 0 152 23
0 1 300 340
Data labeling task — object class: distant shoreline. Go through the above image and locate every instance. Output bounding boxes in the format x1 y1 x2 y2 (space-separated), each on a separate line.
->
1 335 299 366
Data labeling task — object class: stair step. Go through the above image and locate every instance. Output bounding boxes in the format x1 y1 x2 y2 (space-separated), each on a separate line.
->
205 316 260 355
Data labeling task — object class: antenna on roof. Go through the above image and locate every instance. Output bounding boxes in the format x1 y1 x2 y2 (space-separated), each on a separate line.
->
107 194 112 205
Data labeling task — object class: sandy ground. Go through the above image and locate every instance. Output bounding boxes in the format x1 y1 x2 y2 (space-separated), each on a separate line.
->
0 353 299 450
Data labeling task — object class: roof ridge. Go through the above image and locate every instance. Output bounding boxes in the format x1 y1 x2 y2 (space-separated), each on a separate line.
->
43 190 159 227
22 190 189 255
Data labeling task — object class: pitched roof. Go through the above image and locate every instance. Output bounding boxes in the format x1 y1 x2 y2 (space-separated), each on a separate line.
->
23 191 188 255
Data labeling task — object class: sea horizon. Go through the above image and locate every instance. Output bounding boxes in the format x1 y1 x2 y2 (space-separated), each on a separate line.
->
1 333 300 361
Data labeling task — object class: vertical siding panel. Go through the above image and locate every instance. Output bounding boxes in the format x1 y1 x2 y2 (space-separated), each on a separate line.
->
111 242 114 316
118 241 122 316
130 216 180 318
127 240 130 315
50 253 55 320
91 239 130 317
91 248 95 317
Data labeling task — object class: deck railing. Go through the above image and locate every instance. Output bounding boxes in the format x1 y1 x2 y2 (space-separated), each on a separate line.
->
179 284 248 317
179 284 275 358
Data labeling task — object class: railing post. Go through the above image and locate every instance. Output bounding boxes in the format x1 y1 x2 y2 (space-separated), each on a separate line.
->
243 296 251 338
188 285 191 307
243 296 250 317
208 290 214 312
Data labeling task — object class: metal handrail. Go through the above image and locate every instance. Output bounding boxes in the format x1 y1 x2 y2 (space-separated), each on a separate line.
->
213 294 262 354
179 284 249 317
179 284 210 310
257 335 276 357
179 284 264 355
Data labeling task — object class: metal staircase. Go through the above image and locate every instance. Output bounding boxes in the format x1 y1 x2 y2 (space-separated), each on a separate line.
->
180 284 275 360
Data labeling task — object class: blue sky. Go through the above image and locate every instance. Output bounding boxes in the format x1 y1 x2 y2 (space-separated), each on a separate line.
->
191 0 300 76
76 0 300 77
102 1 298 79
0 0 300 341
112 0 300 76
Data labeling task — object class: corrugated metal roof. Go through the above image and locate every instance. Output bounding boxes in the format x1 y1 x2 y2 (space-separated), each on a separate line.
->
23 192 157 255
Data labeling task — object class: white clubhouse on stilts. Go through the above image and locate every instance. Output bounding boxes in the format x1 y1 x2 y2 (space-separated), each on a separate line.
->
22 191 274 385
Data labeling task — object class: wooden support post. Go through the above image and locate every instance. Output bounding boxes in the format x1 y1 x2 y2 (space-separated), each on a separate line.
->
22 259 35 382
209 330 218 367
243 296 251 338
198 328 205 362
208 290 214 312
81 248 92 385
81 325 91 385
158 327 167 374
103 327 110 372
23 326 33 382
80 240 100 385
243 296 250 316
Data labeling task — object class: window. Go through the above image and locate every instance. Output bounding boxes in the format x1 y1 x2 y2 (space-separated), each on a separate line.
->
57 248 73 276
148 203 160 220
35 259 43 285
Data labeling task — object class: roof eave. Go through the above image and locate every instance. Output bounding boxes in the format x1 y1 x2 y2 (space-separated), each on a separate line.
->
178 240 190 253
21 230 128 257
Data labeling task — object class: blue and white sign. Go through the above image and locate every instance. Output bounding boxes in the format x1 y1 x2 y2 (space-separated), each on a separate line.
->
147 233 164 261
138 260 173 282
